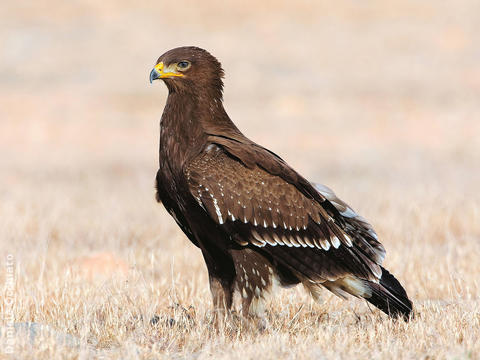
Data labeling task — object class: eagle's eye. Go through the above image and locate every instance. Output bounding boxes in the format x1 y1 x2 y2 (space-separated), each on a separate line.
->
177 61 191 71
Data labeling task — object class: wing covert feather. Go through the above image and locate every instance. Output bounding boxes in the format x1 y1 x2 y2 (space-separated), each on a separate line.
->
185 144 383 282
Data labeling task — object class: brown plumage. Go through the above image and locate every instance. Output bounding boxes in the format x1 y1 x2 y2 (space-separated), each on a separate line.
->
150 46 413 321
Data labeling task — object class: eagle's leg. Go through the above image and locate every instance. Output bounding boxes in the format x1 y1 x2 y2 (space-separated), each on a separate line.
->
201 247 236 316
231 249 276 330
208 275 233 311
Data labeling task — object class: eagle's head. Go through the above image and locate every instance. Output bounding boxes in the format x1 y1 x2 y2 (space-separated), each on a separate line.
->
150 46 224 99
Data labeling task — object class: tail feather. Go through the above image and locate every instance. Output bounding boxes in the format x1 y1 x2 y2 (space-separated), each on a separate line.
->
364 266 413 320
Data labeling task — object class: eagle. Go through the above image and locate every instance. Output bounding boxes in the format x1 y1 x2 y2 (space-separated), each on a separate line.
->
149 46 412 321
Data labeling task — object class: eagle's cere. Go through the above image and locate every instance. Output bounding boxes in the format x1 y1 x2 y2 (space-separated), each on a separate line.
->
150 46 413 321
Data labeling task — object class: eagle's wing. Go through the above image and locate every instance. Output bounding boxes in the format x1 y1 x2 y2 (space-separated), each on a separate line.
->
185 143 385 284
312 182 386 265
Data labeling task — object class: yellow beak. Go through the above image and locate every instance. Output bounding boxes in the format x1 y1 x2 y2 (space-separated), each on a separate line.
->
149 62 184 83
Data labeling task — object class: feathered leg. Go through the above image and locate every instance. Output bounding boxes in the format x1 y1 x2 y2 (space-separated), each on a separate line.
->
201 247 236 322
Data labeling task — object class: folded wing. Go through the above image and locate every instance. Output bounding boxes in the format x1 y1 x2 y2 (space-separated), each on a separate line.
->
185 143 385 284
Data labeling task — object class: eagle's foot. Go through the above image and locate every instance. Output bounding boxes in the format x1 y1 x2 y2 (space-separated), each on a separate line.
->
206 308 243 333
253 315 269 332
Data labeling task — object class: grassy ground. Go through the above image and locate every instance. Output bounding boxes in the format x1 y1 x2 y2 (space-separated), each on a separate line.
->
1 0 479 358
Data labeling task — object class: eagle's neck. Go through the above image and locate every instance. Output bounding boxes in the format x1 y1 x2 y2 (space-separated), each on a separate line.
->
159 91 241 170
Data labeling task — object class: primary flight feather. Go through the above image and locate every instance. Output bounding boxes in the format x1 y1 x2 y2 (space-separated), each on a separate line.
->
150 46 412 321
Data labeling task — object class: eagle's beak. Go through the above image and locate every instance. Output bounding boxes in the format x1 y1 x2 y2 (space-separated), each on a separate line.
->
150 68 160 83
149 62 184 83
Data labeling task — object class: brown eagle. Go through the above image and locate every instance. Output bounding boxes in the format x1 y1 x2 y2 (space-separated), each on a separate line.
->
149 46 412 321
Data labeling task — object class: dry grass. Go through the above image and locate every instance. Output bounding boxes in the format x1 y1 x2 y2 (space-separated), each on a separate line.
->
1 0 480 358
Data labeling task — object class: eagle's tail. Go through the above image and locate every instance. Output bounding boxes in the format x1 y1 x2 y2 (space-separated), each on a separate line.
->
320 266 413 321
364 266 413 320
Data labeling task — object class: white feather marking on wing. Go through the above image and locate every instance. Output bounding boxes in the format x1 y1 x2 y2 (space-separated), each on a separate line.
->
296 234 307 247
272 232 284 245
340 207 357 218
304 236 315 248
227 210 236 221
289 235 301 247
320 239 331 251
264 235 277 246
343 234 353 247
282 235 293 247
331 236 341 249
210 194 224 224
251 230 266 247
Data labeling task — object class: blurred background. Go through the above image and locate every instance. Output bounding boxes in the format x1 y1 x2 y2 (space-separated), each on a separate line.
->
2 0 479 171
1 1 479 356
1 0 479 295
